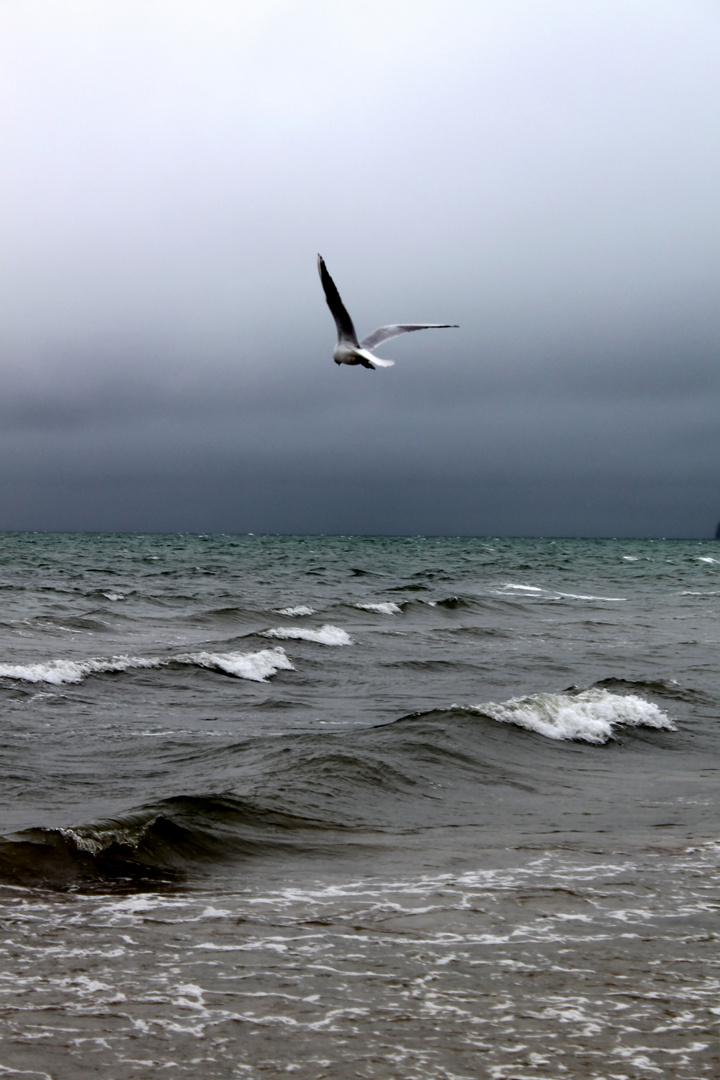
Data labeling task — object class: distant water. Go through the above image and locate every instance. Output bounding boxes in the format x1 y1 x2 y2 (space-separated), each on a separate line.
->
0 533 718 1079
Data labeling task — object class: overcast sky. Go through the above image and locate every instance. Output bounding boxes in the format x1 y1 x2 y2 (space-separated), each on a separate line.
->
2 0 719 535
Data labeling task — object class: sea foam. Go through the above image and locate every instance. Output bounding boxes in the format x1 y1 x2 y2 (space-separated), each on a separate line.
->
0 647 293 685
355 602 402 615
261 624 352 646
471 688 675 744
501 583 624 602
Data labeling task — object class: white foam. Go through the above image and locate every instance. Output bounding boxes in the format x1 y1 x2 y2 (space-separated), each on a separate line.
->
0 656 159 685
0 646 293 686
557 592 625 602
276 605 315 617
354 602 401 615
102 592 126 601
261 624 352 646
182 648 294 681
471 689 675 744
697 556 716 564
502 584 543 593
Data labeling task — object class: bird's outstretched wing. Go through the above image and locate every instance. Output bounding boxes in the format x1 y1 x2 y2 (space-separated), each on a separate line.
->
317 255 358 345
360 323 459 351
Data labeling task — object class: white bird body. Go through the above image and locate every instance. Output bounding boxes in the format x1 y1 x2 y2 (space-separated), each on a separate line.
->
318 255 457 370
333 342 394 368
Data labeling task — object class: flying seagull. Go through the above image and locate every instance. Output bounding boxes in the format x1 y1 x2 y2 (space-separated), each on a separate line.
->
317 254 458 369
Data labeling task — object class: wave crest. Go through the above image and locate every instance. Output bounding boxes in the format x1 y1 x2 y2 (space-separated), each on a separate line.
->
471 688 675 744
355 602 402 615
261 624 352 646
0 647 293 686
0 795 336 890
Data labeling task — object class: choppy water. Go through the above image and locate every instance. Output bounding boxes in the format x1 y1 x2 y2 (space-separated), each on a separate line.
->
0 533 718 1078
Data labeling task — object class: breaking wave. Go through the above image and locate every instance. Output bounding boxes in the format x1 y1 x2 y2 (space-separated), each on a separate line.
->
498 583 625 602
0 684 680 891
261 624 352 646
355 602 402 615
469 688 675 743
0 647 293 686
0 795 338 890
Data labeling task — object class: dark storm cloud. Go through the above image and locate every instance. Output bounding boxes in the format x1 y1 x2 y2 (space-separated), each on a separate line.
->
1 1 719 535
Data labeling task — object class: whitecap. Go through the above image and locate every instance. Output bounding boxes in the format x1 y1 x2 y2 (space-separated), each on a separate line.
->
181 648 294 681
697 556 716 564
0 656 160 685
0 646 293 686
101 592 126 601
557 592 625 602
470 688 675 744
276 605 316 617
502 584 543 593
354 602 402 615
261 624 352 646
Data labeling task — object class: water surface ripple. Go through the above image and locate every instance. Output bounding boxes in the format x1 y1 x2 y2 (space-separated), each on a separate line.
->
0 534 718 1078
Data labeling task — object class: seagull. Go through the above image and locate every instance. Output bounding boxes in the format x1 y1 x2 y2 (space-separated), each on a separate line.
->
317 254 458 370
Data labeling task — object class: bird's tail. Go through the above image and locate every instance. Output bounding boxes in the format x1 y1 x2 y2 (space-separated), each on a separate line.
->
356 347 394 369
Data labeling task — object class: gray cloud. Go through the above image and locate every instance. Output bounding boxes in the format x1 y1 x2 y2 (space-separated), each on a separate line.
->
1 1 719 535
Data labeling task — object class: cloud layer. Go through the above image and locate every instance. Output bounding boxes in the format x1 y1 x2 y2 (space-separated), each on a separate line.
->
2 1 719 535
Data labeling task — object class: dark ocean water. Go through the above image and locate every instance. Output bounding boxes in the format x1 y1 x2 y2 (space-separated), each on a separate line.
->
0 533 718 1079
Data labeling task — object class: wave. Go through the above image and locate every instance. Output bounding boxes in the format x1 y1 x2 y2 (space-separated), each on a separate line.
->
0 646 293 686
469 688 675 744
592 676 714 705
556 592 625 602
354 602 402 615
275 605 316 617
0 795 338 890
0 685 680 891
261 624 352 646
498 583 625 602
427 595 472 610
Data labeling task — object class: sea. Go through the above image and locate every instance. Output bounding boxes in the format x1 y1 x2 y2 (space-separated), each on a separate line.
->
0 532 717 1079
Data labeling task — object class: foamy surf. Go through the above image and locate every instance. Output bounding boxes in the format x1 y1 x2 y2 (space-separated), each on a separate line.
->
0 647 293 685
261 624 352 646
557 592 625 602
500 583 624 602
178 648 294 681
470 689 675 744
355 602 402 615
275 605 316 617
502 584 544 593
